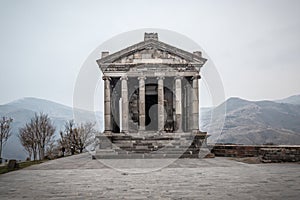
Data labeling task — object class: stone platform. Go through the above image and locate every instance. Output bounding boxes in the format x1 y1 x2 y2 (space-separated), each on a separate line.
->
0 153 299 199
95 132 207 159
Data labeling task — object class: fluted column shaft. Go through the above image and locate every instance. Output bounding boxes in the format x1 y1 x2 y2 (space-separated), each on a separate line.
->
157 76 165 131
175 76 183 132
103 76 111 132
138 76 146 131
192 75 200 131
121 76 129 132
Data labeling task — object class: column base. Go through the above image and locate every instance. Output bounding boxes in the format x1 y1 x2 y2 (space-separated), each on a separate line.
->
192 129 200 134
96 133 113 149
103 130 112 135
121 130 129 135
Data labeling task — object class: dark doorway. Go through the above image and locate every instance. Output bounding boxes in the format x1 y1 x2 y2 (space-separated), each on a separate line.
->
145 94 158 131
111 77 121 133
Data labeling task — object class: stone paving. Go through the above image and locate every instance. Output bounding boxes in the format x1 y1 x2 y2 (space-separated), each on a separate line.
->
0 153 299 199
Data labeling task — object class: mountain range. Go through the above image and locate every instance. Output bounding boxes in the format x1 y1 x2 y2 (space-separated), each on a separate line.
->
0 98 103 161
1 94 300 160
201 95 300 145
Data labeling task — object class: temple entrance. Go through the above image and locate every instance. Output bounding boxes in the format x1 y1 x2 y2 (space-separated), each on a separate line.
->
145 94 158 131
145 84 158 131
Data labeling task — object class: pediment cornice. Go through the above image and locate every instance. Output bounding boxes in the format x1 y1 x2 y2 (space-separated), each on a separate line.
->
97 39 207 65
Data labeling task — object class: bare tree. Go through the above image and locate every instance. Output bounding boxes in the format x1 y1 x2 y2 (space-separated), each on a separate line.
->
18 128 33 160
59 120 75 154
60 120 96 154
19 124 37 160
0 116 13 159
35 113 55 159
74 122 95 153
45 140 60 159
19 113 55 160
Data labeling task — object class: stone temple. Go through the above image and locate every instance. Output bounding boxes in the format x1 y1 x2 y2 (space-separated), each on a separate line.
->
95 33 208 158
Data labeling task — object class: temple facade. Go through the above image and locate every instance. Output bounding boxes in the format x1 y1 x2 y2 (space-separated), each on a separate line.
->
95 33 208 158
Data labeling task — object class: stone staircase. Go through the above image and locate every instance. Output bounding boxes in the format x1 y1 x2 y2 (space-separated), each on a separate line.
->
94 132 207 159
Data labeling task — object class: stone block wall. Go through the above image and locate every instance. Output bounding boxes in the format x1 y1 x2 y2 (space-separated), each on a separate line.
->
259 147 300 162
211 145 300 162
212 145 260 157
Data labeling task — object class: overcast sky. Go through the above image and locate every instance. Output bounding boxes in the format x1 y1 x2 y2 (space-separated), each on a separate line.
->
1 0 300 110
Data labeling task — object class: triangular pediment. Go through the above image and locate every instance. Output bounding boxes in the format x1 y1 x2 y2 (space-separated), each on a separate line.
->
112 45 191 64
97 39 206 66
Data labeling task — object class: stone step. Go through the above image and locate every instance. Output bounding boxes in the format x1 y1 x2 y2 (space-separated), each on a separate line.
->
114 146 198 152
94 153 198 159
94 154 144 159
113 140 191 145
112 137 192 140
114 149 198 155
95 132 207 159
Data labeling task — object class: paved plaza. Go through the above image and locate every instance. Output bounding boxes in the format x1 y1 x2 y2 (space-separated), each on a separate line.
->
0 153 299 199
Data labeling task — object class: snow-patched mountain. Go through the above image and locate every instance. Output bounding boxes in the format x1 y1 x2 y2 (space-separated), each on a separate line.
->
275 94 300 105
201 97 300 145
1 95 300 160
0 98 103 160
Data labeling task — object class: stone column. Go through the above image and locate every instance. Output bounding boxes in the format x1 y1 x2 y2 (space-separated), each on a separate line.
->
103 76 111 132
138 76 146 131
175 76 183 132
121 76 129 133
187 82 192 131
192 75 200 132
157 76 165 132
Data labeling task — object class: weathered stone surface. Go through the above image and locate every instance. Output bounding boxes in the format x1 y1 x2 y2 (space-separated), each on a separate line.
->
103 76 112 132
138 76 146 131
259 147 300 162
212 145 300 162
0 153 299 199
95 132 207 159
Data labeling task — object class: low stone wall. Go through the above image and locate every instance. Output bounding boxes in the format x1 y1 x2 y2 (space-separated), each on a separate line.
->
259 147 300 162
211 145 300 162
211 145 260 157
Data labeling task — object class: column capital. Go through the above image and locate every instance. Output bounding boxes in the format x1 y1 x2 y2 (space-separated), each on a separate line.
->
175 75 183 80
120 76 128 81
192 75 201 80
102 76 111 81
157 76 165 80
138 76 146 81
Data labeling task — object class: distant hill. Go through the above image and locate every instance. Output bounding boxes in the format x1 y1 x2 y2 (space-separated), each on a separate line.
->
1 95 300 160
0 98 103 161
201 97 300 145
275 94 300 105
